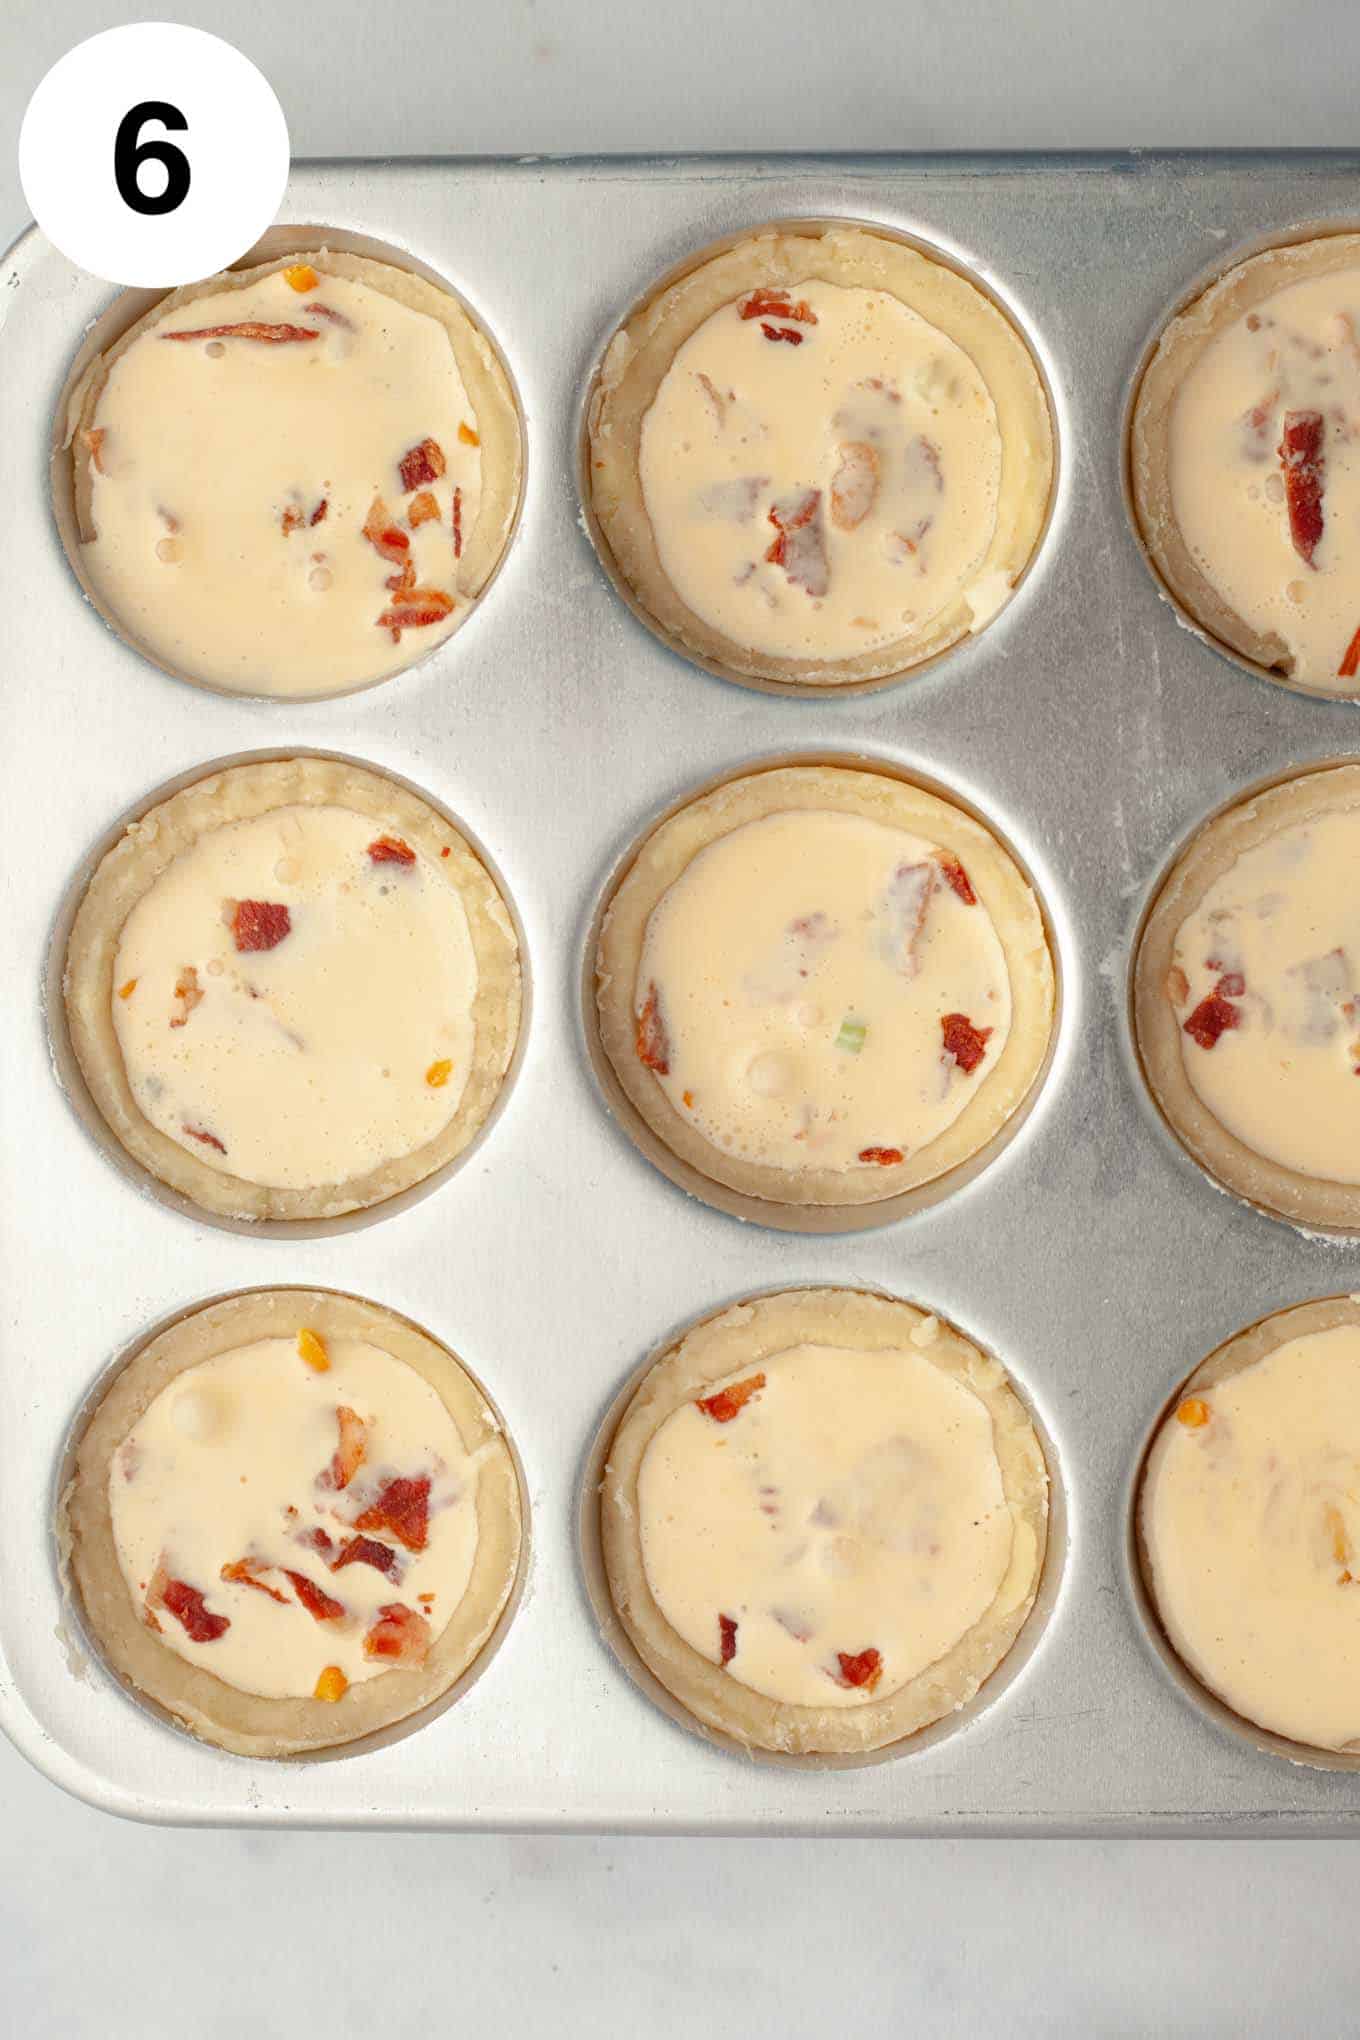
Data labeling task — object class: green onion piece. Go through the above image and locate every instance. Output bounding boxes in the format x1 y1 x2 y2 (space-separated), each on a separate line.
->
836 1016 867 1055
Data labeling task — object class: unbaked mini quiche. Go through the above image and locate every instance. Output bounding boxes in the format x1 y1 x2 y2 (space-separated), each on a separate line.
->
594 764 1055 1215
63 757 521 1222
62 249 522 698
61 1289 523 1757
586 224 1054 691
599 1287 1049 1757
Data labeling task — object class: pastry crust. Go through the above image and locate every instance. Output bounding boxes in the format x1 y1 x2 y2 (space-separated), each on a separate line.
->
59 1289 524 1758
1136 1294 1360 1760
599 1287 1049 1757
595 763 1055 1210
1133 763 1360 1233
63 247 522 697
586 224 1054 691
1128 231 1360 694
63 756 522 1222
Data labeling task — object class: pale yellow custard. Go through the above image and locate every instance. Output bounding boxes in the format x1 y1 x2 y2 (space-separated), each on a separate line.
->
110 1333 480 1700
1168 808 1360 1185
639 280 1004 662
111 803 477 1191
1169 266 1360 690
1142 1320 1360 1751
637 1339 1022 1710
634 809 1010 1173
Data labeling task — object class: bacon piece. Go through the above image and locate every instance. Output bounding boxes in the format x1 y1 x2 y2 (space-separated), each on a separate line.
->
376 592 456 640
858 1146 905 1166
739 288 817 324
834 1647 883 1691
159 1577 229 1643
355 1475 431 1553
170 964 202 1028
1279 409 1325 565
319 1405 367 1492
230 899 292 953
934 851 977 906
452 485 463 561
1183 990 1241 1050
719 1614 738 1666
182 1123 227 1154
363 495 411 564
697 1373 766 1424
399 438 447 492
309 498 328 526
385 559 416 598
281 503 304 534
283 1570 345 1622
297 1526 335 1556
765 488 828 596
368 835 416 866
303 301 351 329
220 1558 288 1603
408 490 440 528
163 322 319 345
636 982 670 1073
331 1534 402 1580
760 322 804 345
830 441 880 530
1340 624 1360 681
81 426 107 474
941 1012 993 1074
363 1602 431 1665
884 862 937 976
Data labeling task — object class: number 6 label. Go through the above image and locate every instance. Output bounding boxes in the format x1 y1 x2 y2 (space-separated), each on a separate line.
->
20 25 289 287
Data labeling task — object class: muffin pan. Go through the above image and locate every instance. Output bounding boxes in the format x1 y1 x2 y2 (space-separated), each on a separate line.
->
6 152 1360 1832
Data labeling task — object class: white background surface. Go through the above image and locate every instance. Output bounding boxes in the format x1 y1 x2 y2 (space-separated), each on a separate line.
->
4 3 1360 2033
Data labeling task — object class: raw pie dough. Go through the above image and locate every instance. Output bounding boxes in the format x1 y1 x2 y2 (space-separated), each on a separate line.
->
64 757 521 1222
587 225 1054 689
1135 764 1360 1231
1130 233 1360 695
60 1289 523 1758
600 1288 1048 1756
595 765 1055 1209
1139 1296 1360 1755
63 249 522 698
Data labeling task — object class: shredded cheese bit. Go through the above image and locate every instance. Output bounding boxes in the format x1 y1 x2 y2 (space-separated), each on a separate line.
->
1176 1397 1211 1429
313 1664 349 1702
297 1327 330 1374
284 263 319 294
458 421 480 446
425 1058 453 1088
118 978 138 1000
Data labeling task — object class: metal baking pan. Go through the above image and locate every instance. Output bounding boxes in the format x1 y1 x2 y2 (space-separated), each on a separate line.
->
5 150 1360 1833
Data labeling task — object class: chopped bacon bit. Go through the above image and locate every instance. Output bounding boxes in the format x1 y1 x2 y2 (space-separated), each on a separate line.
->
739 288 817 325
941 1012 994 1074
297 1327 329 1373
368 835 416 866
858 1146 905 1166
362 496 411 564
830 441 880 530
376 591 455 640
719 1614 738 1666
385 559 416 598
309 497 328 527
440 846 451 858
118 977 138 1000
918 436 944 490
1183 990 1241 1050
452 485 463 561
319 1405 367 1492
303 301 351 328
1176 1397 1211 1429
220 1558 288 1603
760 321 805 345
298 1526 335 1556
283 1570 345 1622
399 438 447 492
170 964 202 1028
425 1059 453 1088
163 322 319 345
1340 624 1360 680
355 1475 432 1553
934 851 977 906
81 426 107 474
284 263 319 293
1217 971 1245 999
331 1534 402 1580
281 503 304 534
408 490 440 527
314 1665 349 1702
636 981 670 1074
159 1577 230 1643
458 421 480 446
697 1373 766 1424
230 899 292 953
1166 964 1190 1006
1279 409 1325 565
363 1602 431 1665
182 1123 227 1154
834 1647 883 1691
765 487 828 596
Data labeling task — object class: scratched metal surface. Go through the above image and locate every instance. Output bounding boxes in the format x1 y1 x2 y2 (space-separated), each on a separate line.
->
3 152 1360 1833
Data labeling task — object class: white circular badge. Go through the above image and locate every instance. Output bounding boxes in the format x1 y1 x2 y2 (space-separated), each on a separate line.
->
19 23 290 287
